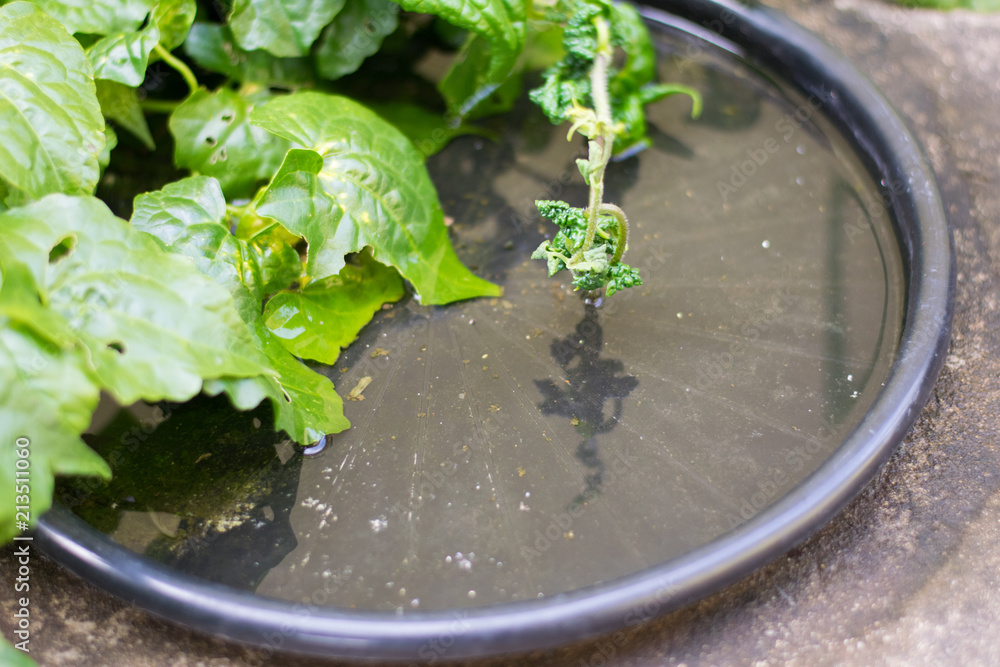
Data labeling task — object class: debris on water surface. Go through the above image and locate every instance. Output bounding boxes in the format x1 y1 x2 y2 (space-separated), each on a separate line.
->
347 376 373 401
369 348 390 358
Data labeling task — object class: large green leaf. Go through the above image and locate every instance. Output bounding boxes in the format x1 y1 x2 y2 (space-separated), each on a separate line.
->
96 79 155 149
23 0 154 35
252 92 502 304
265 250 404 365
229 0 345 58
397 0 526 117
0 194 272 404
314 0 398 80
132 176 349 443
169 88 291 198
0 264 110 542
86 19 159 87
183 22 314 86
0 2 105 199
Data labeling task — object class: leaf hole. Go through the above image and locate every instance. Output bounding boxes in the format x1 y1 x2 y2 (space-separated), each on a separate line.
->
204 136 218 147
220 112 234 122
48 236 76 264
107 341 126 355
280 388 292 403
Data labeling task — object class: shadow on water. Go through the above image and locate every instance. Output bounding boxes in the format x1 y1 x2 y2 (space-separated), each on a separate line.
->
534 296 639 507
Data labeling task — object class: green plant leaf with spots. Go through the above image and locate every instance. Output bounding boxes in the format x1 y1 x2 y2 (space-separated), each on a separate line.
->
0 2 105 200
0 194 272 404
251 92 502 304
169 88 291 198
264 249 405 365
131 175 350 443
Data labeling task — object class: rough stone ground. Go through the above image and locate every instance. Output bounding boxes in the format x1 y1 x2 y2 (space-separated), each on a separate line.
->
3 0 1000 664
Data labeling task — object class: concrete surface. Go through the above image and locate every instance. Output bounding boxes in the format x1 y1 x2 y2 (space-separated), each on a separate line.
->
3 0 1000 664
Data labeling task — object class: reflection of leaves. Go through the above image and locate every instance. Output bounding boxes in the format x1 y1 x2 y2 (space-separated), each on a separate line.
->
535 304 637 500
252 92 502 304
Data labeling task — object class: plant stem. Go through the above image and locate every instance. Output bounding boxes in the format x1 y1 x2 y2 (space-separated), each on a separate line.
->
139 98 182 114
598 203 628 265
154 43 198 97
581 17 616 256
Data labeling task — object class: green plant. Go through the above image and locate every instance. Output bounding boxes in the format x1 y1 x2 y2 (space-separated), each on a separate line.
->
529 0 699 294
0 0 697 561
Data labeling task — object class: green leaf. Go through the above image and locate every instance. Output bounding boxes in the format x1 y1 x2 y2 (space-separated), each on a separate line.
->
87 20 159 87
169 88 291 199
0 2 105 199
396 0 527 118
152 0 196 50
366 101 489 158
0 636 36 666
183 22 314 87
131 175 264 316
251 91 502 304
99 124 117 171
205 319 350 443
439 33 524 119
314 0 398 80
22 0 154 35
0 264 111 542
229 0 346 58
96 79 155 149
265 249 404 364
0 194 272 405
132 176 346 443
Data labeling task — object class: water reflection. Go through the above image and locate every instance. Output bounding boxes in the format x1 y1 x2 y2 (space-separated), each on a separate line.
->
60 396 301 592
535 297 639 506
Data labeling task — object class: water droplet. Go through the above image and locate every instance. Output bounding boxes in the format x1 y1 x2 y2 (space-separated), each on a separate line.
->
796 145 806 155
303 435 327 456
761 240 770 249
468 590 476 599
